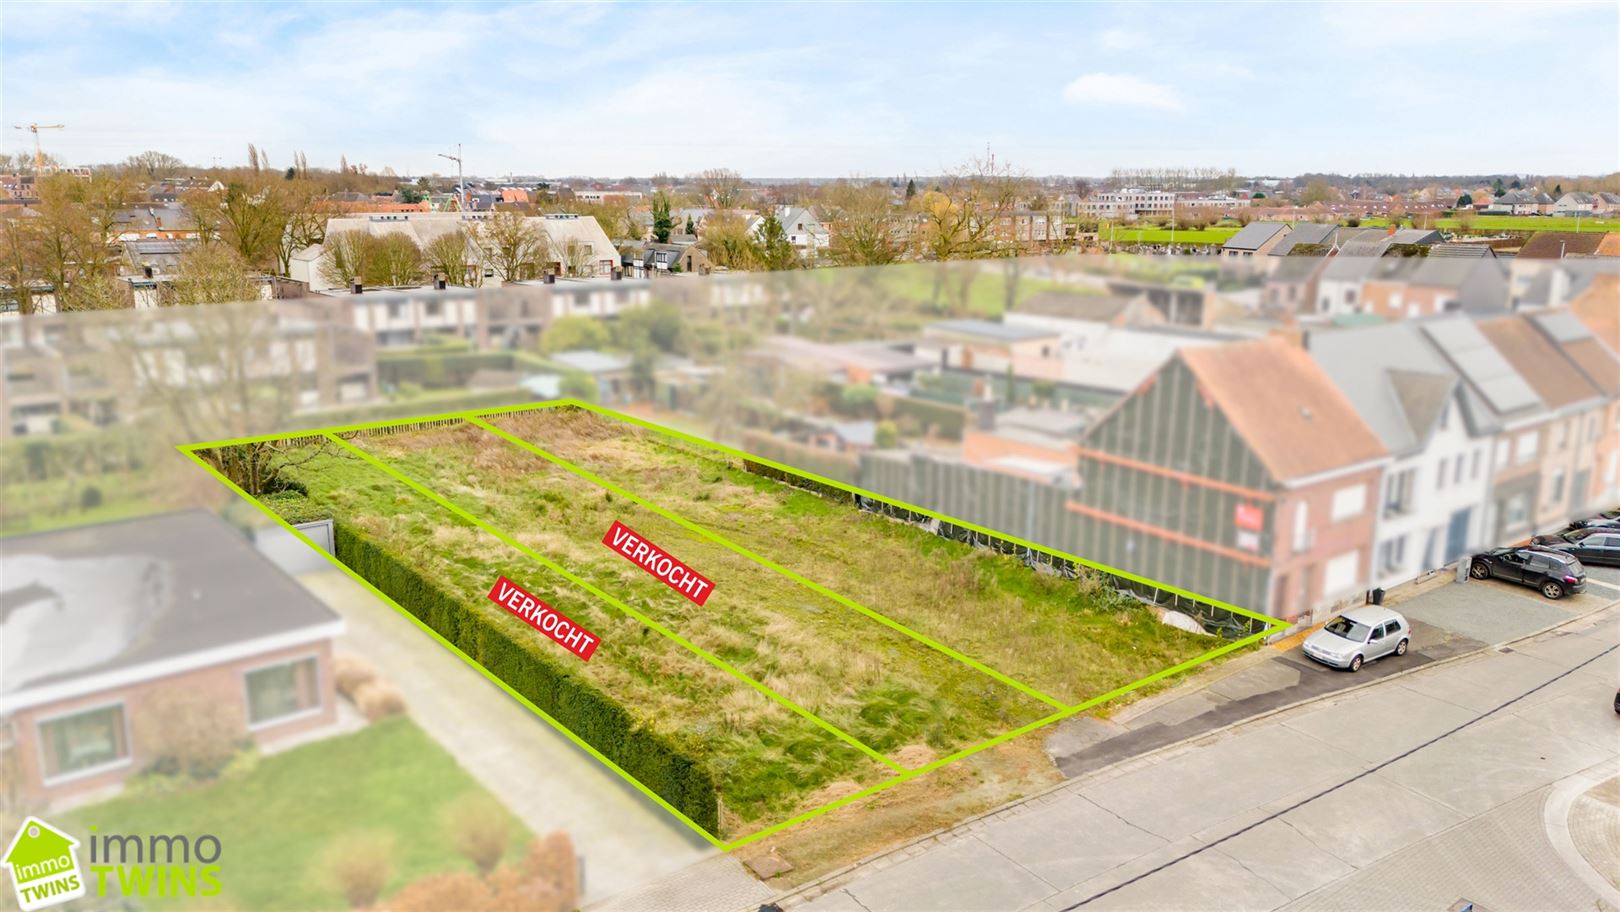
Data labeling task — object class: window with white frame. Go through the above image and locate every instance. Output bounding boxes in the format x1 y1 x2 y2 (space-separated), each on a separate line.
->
1514 431 1539 465
1292 501 1311 553
1322 550 1360 596
245 656 321 727
1377 536 1407 573
1495 438 1509 468
38 703 130 781
1331 484 1367 522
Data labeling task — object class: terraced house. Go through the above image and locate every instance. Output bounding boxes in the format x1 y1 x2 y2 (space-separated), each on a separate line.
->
1067 336 1388 623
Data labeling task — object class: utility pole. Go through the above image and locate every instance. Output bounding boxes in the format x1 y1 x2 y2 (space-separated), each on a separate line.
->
12 122 65 172
437 145 465 213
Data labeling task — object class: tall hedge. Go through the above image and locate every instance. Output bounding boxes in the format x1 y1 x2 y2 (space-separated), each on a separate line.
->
331 522 720 834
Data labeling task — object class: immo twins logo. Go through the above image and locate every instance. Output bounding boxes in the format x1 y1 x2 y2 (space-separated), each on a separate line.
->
3 816 223 910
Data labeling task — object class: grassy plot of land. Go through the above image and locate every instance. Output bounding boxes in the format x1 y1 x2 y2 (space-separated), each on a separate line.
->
67 718 530 912
345 423 1058 739
483 406 1218 708
268 445 892 834
1096 222 1241 245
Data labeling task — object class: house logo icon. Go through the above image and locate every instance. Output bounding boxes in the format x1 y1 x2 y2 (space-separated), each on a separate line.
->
2 817 86 911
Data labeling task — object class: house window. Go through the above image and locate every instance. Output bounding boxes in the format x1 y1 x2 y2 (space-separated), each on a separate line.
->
1330 484 1367 522
1322 550 1360 597
38 702 130 782
1454 456 1465 485
1550 468 1566 504
1471 449 1482 480
1436 458 1448 489
1514 431 1538 465
1292 501 1311 553
1377 536 1407 573
245 656 321 727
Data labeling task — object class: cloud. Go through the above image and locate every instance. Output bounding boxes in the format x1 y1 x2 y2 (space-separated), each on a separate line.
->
1098 28 1145 51
1061 73 1185 112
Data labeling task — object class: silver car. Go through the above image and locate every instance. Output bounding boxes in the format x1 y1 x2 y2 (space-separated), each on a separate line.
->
1302 606 1410 672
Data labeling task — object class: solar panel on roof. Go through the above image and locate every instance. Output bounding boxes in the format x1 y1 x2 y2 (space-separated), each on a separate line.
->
1533 311 1593 343
1421 320 1541 415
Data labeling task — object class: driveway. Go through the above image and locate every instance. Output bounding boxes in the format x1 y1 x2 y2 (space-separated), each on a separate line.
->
789 602 1620 912
296 569 722 905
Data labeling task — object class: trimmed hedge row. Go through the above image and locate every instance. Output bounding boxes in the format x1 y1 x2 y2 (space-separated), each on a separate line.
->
329 521 721 834
884 394 967 440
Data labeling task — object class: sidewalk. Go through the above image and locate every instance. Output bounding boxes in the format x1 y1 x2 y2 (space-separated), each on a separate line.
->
786 600 1619 911
296 569 716 905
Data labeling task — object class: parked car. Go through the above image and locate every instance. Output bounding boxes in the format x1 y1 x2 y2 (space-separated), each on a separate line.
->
1568 515 1620 531
1469 547 1588 599
1614 685 1619 716
1303 606 1410 672
1541 530 1620 568
1530 526 1606 546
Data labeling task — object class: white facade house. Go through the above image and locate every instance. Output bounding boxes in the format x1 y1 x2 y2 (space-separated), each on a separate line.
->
1078 189 1175 219
748 206 829 258
292 212 619 292
1309 323 1495 590
1551 192 1597 216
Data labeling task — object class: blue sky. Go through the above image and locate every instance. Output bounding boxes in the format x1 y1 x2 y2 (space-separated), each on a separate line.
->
3 1 1615 179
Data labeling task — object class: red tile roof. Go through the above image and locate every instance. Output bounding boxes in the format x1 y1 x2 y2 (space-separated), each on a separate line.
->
1179 337 1386 482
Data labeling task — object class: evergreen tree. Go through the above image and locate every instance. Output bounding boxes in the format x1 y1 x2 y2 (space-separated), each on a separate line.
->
685 214 696 235
651 192 673 243
752 211 797 271
905 178 917 200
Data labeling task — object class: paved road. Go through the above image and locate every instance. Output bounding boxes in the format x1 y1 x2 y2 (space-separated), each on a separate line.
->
296 570 744 906
790 600 1620 912
1047 573 1610 779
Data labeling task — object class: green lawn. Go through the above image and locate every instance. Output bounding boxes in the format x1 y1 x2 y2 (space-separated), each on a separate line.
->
874 264 1095 317
67 717 531 911
1096 222 1241 246
1440 214 1618 232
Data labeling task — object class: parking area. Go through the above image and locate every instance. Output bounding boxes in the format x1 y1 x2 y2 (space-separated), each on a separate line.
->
1047 572 1616 780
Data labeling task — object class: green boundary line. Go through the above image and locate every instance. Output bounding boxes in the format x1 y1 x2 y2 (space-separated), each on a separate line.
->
466 415 1068 711
325 432 906 774
175 445 730 851
179 397 1286 850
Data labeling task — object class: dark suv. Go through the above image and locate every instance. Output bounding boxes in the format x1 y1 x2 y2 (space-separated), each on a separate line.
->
1469 547 1587 599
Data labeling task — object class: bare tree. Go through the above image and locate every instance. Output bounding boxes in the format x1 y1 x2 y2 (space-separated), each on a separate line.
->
423 230 473 285
161 244 262 306
821 180 905 266
474 211 548 282
320 231 374 287
219 180 290 270
697 210 758 270
368 233 424 286
694 168 746 209
125 150 187 179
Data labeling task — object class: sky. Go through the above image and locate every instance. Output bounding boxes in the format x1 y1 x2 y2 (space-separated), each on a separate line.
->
3 0 1616 180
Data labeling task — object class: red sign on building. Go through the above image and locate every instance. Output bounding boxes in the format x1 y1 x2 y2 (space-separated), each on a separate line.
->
601 520 715 606
486 576 600 661
1233 502 1265 532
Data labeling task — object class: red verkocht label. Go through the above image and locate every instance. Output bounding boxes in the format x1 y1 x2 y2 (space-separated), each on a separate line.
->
601 520 715 606
486 576 600 661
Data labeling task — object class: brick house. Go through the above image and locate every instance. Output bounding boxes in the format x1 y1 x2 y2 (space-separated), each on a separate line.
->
1067 337 1388 622
1 511 344 806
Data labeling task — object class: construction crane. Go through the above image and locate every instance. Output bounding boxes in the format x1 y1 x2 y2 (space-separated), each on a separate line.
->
12 123 65 172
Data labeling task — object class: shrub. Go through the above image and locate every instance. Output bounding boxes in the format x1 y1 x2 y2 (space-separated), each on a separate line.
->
136 687 244 780
354 682 407 722
519 832 578 908
79 486 103 510
388 871 492 912
332 654 378 700
333 524 719 834
325 831 394 909
443 793 510 876
485 867 563 912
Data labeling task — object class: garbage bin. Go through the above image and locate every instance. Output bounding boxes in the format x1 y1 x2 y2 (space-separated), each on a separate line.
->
1368 587 1386 606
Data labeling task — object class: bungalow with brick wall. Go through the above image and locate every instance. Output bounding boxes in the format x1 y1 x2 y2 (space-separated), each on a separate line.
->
1 511 344 807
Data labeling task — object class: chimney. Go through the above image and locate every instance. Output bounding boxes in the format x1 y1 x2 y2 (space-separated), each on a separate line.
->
611 269 622 281
352 280 363 294
1386 224 1396 237
143 265 154 279
544 272 556 285
973 400 997 432
434 274 447 290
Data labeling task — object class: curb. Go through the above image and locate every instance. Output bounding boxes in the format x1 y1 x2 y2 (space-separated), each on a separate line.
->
760 590 1620 910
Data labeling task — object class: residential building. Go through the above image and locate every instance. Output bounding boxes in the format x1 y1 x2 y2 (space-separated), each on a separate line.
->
1068 337 1388 622
1477 313 1609 533
961 406 1084 485
1220 221 1291 258
1357 256 1509 319
748 206 829 259
1080 189 1175 219
1 511 345 805
546 349 632 404
1309 323 1494 590
917 319 1063 381
1569 276 1620 505
1552 192 1598 216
